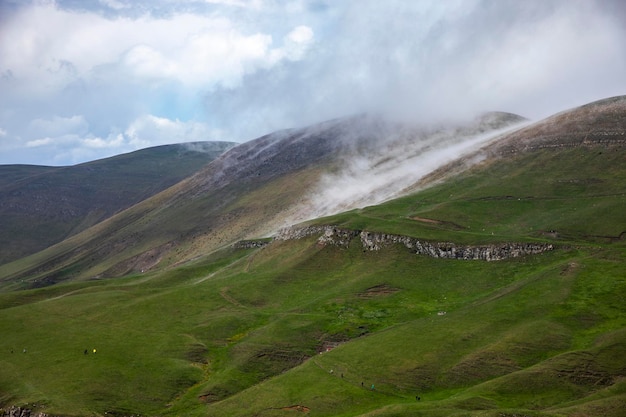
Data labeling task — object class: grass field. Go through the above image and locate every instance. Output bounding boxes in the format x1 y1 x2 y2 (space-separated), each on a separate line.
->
1 146 625 416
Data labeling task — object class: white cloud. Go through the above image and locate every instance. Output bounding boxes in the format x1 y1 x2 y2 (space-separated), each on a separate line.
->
1 112 222 165
26 137 54 148
27 115 89 138
0 0 624 167
205 0 626 145
98 0 130 10
0 2 314 96
83 133 125 149
119 19 280 89
124 115 226 148
0 0 318 164
203 0 264 9
282 25 314 60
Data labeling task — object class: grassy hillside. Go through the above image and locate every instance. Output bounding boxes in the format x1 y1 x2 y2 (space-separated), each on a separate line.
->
0 141 234 265
0 122 624 416
0 164 328 291
317 147 626 245
0 113 530 290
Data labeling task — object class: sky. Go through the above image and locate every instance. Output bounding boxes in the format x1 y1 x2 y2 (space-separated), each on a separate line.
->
1 0 625 166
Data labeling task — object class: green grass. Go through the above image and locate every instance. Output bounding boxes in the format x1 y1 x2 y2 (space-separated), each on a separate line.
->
1 147 625 416
1 239 624 416
316 148 626 245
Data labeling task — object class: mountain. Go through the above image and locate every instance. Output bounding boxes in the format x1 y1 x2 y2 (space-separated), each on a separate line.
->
0 96 624 417
318 96 626 245
418 95 626 188
0 141 235 265
0 112 526 289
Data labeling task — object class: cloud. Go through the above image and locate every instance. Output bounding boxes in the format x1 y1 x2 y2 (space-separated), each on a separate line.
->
272 116 532 229
124 115 225 148
278 25 314 61
0 0 625 166
27 115 89 139
0 112 222 166
119 20 301 89
203 0 264 9
0 2 313 95
26 137 54 148
0 0 317 164
98 0 130 10
213 0 626 137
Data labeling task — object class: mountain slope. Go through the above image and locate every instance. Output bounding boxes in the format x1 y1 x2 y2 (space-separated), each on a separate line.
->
0 141 234 264
418 95 626 188
0 113 526 289
0 97 624 416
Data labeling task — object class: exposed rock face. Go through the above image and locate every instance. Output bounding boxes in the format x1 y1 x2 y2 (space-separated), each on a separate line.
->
275 226 553 261
275 225 359 245
232 240 270 249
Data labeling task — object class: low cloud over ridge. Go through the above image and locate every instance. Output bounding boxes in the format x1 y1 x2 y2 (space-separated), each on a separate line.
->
0 0 624 165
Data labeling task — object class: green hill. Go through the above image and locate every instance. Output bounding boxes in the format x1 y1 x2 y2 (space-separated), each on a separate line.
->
0 141 234 265
0 97 625 416
0 113 527 291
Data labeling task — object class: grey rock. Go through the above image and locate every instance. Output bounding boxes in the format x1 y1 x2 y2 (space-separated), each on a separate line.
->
276 226 553 261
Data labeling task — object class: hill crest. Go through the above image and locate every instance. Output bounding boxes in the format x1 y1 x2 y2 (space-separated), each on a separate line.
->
0 141 235 264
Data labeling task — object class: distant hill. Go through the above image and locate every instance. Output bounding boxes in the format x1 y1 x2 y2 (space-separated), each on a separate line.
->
0 141 235 264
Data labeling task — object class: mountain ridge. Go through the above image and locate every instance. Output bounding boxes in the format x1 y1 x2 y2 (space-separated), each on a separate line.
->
0 112 529 288
0 141 235 265
414 95 626 190
0 97 624 284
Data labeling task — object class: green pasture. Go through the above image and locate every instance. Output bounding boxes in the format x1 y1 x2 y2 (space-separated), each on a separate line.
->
1 146 625 416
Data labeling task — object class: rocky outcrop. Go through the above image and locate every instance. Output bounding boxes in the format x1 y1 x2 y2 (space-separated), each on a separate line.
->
232 239 270 249
275 225 553 261
275 225 359 246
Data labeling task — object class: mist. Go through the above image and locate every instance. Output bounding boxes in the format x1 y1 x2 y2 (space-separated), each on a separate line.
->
207 0 626 145
269 113 530 232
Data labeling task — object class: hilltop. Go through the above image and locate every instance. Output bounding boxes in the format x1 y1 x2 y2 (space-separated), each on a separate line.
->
418 95 626 187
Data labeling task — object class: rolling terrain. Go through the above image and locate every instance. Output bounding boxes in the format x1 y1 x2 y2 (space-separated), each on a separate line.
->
0 96 625 417
0 141 235 265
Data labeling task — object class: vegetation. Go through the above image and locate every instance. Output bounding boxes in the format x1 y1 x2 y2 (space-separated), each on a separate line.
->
1 137 624 416
0 142 234 265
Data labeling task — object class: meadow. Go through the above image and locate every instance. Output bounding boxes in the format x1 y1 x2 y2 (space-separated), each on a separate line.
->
1 147 625 416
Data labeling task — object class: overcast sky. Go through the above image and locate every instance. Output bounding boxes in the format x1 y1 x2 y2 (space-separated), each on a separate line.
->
1 0 625 166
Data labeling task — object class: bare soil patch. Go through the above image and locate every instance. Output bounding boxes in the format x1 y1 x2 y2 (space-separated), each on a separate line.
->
281 405 310 412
